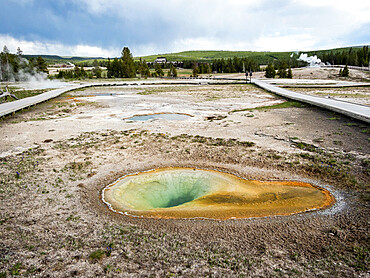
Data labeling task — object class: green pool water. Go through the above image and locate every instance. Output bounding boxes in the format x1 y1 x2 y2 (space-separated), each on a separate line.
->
108 169 220 210
102 168 334 219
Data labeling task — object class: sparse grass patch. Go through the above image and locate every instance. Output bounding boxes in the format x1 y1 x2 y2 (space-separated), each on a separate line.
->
137 91 153 95
89 249 105 261
69 87 87 92
10 262 22 275
267 153 282 160
63 161 92 172
231 101 304 113
66 214 80 222
4 89 49 102
294 141 321 153
349 246 369 271
313 138 324 143
61 108 71 113
189 134 254 147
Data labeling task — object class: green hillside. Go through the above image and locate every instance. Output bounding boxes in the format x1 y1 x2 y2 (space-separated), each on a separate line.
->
307 45 367 55
23 45 368 66
136 50 293 64
135 45 369 65
23 54 104 65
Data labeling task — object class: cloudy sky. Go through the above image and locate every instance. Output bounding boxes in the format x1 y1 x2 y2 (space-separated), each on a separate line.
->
0 0 369 57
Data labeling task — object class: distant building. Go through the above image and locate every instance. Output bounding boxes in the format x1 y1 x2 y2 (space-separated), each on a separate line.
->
50 62 75 68
154 57 167 64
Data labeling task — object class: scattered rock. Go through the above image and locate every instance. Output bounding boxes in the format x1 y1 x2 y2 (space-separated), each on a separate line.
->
205 115 227 121
87 171 97 178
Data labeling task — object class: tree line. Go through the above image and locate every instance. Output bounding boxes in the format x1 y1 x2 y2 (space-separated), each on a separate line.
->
211 57 260 73
265 61 293 78
56 47 153 79
0 46 48 81
311 46 369 67
66 47 317 80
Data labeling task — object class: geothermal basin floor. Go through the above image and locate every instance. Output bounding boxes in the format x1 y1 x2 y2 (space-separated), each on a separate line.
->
0 81 369 277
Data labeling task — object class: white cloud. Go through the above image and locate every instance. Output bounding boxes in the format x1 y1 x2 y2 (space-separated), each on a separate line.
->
0 34 119 57
293 0 370 24
294 0 370 12
2 0 369 56
76 0 260 16
252 34 318 52
74 0 369 52
146 33 323 55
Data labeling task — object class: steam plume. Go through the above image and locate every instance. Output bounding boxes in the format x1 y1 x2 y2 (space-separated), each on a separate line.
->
298 53 322 67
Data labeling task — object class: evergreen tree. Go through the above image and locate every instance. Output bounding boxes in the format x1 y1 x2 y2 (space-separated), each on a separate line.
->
199 63 211 74
74 65 81 78
0 48 57 81
2 45 9 55
277 62 288 78
121 47 136 78
341 65 349 77
154 63 164 77
287 67 293 79
57 70 64 79
211 57 260 73
315 46 369 67
36 56 48 74
80 66 86 78
172 65 177 77
143 62 151 78
192 62 199 77
16 47 23 56
111 58 121 78
92 65 102 78
137 58 150 78
167 64 177 77
92 59 99 68
106 58 112 78
139 59 151 78
265 63 276 78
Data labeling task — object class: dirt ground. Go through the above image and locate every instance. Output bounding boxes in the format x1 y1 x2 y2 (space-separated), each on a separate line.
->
0 69 369 277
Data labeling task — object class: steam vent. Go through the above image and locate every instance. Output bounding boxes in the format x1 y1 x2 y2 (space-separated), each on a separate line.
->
103 168 334 219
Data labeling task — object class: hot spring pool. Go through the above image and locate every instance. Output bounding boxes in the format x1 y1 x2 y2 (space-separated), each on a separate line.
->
102 168 334 219
126 113 191 121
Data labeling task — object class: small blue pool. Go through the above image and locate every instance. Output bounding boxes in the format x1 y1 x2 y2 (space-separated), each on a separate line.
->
126 113 191 121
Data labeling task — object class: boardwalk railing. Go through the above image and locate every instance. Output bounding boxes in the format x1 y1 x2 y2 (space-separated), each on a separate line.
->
252 79 370 123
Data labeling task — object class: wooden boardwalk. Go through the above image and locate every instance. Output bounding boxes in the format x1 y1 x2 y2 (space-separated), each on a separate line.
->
1 79 369 123
0 85 81 117
0 79 239 117
252 79 370 123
